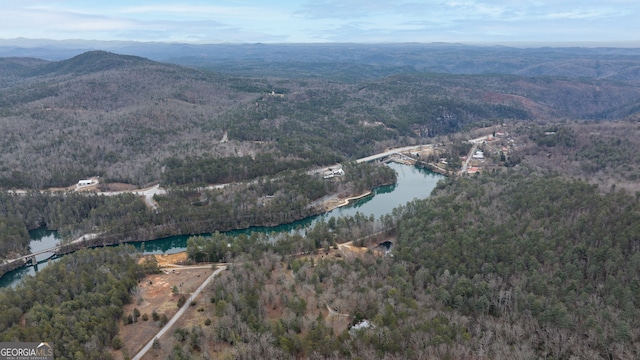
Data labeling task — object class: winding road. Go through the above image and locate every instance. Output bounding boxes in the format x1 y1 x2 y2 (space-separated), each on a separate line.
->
1 143 440 271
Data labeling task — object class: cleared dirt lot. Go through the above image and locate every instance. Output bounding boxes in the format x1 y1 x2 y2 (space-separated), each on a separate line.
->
114 240 387 359
111 254 215 360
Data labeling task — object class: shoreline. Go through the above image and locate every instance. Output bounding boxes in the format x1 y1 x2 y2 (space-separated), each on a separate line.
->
322 191 373 212
320 190 373 214
0 190 377 280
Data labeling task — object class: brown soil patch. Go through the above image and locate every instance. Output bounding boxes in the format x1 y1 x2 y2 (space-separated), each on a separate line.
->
140 268 224 359
110 261 214 360
141 252 189 267
75 184 99 192
337 241 369 258
322 191 372 212
116 244 382 358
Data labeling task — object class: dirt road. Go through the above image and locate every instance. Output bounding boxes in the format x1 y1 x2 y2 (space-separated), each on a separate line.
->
132 265 227 360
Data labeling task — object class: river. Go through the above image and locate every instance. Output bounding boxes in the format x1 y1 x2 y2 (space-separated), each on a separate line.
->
0 229 62 288
0 163 442 288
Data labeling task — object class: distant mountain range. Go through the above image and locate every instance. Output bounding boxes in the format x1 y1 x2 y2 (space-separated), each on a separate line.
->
1 38 640 82
1 48 640 189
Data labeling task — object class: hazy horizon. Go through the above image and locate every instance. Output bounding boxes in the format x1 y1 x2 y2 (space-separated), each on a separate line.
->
0 1 638 45
2 37 640 49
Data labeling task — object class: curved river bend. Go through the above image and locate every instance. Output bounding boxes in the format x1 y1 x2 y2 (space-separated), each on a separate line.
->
0 163 442 288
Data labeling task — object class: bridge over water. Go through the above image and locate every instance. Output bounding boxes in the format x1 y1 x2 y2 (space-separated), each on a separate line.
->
356 145 428 163
2 246 59 270
2 144 434 276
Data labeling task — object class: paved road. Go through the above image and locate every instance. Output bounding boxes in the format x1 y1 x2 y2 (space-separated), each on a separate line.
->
98 184 165 210
355 145 427 163
132 265 227 360
460 143 479 175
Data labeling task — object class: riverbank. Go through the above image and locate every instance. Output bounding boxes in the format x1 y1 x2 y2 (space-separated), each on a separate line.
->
0 258 28 279
0 189 378 279
320 191 373 212
416 160 451 176
1 163 443 287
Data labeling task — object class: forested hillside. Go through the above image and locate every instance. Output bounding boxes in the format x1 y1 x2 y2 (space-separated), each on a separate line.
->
2 51 640 189
162 167 640 359
489 120 640 189
2 45 640 359
160 121 640 359
391 170 640 358
0 246 153 359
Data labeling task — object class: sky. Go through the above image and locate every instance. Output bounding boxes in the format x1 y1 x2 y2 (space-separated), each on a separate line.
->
1 0 639 45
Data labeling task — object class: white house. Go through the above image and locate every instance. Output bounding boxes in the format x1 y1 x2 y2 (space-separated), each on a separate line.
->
349 320 374 336
78 179 94 186
323 168 345 179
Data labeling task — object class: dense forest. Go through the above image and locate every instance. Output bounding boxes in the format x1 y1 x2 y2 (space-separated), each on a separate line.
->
1 51 640 188
494 120 640 189
0 246 155 359
2 47 640 359
160 167 640 359
5 161 640 358
392 171 640 358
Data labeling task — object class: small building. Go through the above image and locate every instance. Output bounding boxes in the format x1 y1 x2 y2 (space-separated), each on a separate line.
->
323 168 345 179
268 90 284 98
472 151 485 160
77 179 94 186
349 320 373 335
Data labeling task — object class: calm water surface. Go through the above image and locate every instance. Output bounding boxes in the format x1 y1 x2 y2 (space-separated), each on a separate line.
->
0 163 442 287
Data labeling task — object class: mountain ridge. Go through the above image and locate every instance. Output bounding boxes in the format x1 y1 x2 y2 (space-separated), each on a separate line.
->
36 50 156 76
1 50 640 189
2 39 640 82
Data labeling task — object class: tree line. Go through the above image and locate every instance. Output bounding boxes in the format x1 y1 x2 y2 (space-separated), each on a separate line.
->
7 52 636 190
0 162 396 264
3 163 640 358
172 166 640 359
0 245 154 360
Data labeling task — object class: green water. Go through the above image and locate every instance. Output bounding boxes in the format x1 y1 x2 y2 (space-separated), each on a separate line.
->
0 163 442 287
0 229 61 288
133 163 442 254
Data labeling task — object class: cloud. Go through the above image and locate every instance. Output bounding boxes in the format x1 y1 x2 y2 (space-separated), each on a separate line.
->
118 4 286 22
0 2 291 42
297 0 509 20
544 9 625 20
297 0 400 19
0 0 638 43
